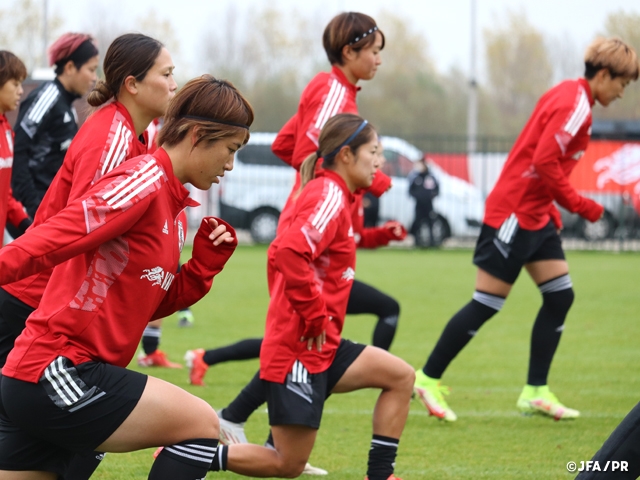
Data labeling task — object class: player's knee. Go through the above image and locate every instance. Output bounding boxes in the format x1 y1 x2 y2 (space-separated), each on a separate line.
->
541 286 574 313
390 359 415 397
551 287 574 311
539 274 574 313
190 397 220 438
275 457 307 478
381 296 400 318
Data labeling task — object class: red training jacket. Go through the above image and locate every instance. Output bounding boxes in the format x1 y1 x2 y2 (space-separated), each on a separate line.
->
0 115 28 242
273 66 360 236
261 170 355 383
0 148 237 383
3 102 149 308
484 78 604 231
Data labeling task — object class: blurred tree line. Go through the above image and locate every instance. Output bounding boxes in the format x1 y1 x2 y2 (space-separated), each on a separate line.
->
2 1 640 148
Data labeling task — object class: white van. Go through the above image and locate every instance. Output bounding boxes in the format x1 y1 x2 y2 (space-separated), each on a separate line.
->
218 133 484 244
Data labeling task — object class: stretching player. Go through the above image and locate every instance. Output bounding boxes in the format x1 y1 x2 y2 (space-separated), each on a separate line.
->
0 75 252 479
0 51 31 244
206 114 412 480
0 33 177 478
413 37 639 422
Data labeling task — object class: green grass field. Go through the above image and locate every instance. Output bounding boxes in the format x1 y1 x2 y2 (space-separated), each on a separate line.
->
92 246 640 479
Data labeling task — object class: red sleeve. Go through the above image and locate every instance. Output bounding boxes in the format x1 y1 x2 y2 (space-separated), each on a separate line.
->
366 170 392 198
358 226 393 248
152 217 237 319
272 115 297 166
5 187 29 227
0 160 158 285
532 96 603 222
291 76 355 171
352 197 392 248
273 182 345 338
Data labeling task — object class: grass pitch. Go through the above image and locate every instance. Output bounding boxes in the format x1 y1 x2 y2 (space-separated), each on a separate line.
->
92 246 640 479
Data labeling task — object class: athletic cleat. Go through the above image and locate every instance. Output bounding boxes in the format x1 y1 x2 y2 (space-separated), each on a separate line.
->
303 462 328 475
177 309 195 328
364 475 402 479
218 413 248 445
517 385 580 420
185 349 209 386
137 350 182 368
413 369 457 422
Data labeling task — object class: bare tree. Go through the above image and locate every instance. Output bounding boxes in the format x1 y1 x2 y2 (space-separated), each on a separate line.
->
548 32 582 84
484 9 553 135
0 0 63 72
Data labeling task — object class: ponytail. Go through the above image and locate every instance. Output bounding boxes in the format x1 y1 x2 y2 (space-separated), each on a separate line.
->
87 80 114 107
299 153 321 190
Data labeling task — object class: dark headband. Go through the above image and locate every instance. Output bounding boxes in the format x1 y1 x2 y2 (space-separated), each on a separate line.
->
324 120 369 159
181 115 250 130
57 39 98 69
348 26 378 46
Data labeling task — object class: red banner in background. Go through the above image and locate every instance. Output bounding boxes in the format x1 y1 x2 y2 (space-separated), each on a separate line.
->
426 153 471 183
570 140 640 213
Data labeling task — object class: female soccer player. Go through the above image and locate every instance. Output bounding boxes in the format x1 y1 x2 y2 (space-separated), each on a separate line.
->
206 113 412 480
0 74 253 479
11 32 99 218
413 37 639 422
0 33 177 478
0 51 31 244
0 32 177 366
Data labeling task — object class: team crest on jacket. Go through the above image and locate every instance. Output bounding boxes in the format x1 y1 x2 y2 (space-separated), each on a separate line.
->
141 266 175 291
178 220 185 252
341 267 355 281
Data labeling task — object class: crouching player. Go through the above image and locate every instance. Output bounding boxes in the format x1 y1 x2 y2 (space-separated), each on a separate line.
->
207 114 413 480
0 75 253 479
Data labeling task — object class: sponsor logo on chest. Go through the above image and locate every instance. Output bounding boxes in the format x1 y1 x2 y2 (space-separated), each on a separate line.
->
341 266 355 281
140 266 175 291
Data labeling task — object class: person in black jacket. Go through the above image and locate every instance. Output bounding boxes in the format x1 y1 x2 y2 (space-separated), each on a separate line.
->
11 32 98 218
408 157 439 247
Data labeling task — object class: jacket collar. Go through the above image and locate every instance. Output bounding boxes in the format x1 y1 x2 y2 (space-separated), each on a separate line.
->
114 101 148 147
317 169 355 204
152 147 199 209
578 77 595 106
331 65 361 94
53 77 82 104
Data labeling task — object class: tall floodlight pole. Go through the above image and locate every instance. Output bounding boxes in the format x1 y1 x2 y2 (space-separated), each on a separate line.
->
467 0 478 154
43 0 49 67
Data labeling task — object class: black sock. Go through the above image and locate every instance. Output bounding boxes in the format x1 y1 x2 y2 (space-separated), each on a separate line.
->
367 435 399 480
346 280 400 351
203 338 262 366
142 326 160 355
372 313 399 351
208 445 228 472
149 438 218 479
528 283 574 386
424 293 503 378
265 431 274 448
64 451 105 479
222 371 265 424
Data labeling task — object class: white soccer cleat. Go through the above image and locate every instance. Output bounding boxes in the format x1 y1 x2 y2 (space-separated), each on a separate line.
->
218 413 248 445
303 462 328 475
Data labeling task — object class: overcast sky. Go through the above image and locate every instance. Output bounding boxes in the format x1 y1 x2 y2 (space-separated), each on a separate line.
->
13 0 640 78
